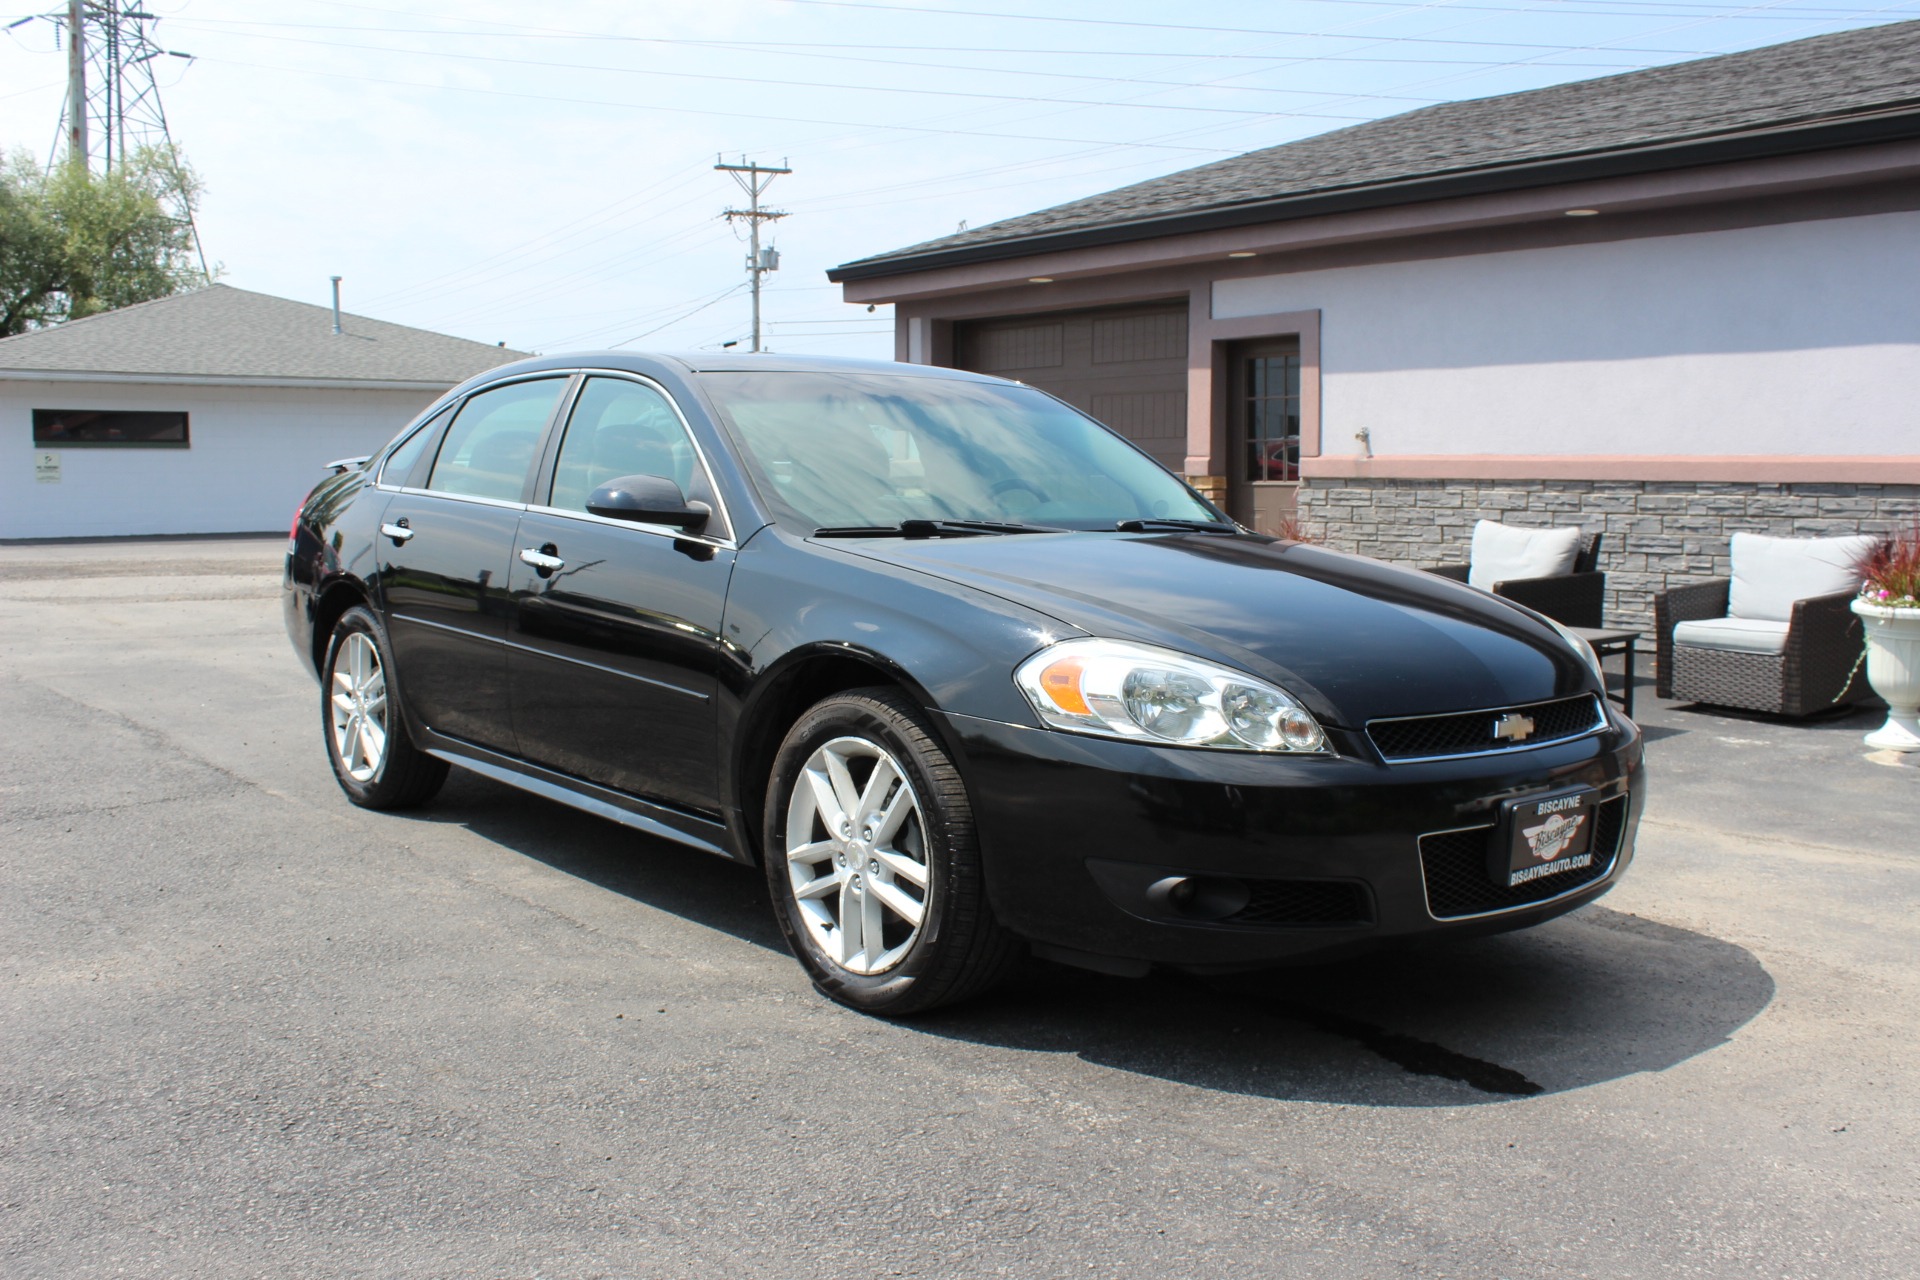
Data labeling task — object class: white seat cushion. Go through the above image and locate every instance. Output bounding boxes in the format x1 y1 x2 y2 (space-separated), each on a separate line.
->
1673 617 1792 655
1467 520 1585 591
1728 532 1875 622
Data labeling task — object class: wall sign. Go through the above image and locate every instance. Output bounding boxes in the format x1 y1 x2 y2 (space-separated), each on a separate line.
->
34 451 61 484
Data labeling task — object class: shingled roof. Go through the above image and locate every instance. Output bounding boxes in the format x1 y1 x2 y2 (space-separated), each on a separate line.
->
0 285 528 385
832 19 1920 281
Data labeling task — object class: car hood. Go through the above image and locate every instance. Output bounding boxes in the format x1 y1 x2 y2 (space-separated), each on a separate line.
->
828 532 1592 727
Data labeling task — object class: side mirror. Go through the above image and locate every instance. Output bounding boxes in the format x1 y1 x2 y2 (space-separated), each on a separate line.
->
585 474 711 532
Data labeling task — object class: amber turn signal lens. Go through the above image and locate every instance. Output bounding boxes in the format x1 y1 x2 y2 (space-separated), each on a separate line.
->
1038 658 1092 716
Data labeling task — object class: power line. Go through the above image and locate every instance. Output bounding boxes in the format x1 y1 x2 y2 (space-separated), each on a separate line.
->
162 25 1400 121
612 283 750 349
708 0 1772 53
187 52 1254 153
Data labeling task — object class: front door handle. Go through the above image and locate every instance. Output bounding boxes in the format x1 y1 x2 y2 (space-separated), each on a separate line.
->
380 520 414 544
519 546 565 576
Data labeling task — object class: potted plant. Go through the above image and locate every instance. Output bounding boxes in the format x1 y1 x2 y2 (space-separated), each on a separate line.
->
1853 522 1920 752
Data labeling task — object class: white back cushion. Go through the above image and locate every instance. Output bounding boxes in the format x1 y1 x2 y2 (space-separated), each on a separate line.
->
1468 520 1585 590
1728 532 1875 621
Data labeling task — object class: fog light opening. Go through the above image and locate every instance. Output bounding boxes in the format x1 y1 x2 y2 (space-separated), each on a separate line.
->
1146 874 1251 920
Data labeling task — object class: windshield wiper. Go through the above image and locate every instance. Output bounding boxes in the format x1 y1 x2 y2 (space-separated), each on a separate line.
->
813 518 1063 539
1114 517 1237 533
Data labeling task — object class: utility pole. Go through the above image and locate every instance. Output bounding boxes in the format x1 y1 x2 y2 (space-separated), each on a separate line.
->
715 156 790 354
64 0 86 167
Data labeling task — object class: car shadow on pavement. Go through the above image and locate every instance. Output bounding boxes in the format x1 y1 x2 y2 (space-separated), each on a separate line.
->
916 908 1775 1106
403 773 1773 1108
403 768 786 954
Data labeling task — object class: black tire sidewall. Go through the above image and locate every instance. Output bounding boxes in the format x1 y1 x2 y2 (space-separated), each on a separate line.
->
763 692 975 1013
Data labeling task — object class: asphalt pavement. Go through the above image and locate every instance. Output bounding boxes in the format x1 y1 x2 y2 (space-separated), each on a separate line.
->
2 536 1915 1279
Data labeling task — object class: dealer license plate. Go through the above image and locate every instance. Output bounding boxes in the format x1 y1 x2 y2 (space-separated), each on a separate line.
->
1499 789 1599 889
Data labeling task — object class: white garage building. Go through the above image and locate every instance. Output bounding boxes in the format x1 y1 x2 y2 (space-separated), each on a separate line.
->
2 285 525 540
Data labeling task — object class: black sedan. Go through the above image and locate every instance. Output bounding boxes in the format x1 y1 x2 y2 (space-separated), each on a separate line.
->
285 353 1643 1015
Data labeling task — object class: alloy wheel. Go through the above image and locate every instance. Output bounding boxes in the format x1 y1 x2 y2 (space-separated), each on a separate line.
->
329 631 388 783
784 735 931 975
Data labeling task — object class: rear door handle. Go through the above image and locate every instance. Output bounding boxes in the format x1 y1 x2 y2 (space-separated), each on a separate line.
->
380 521 414 543
519 547 565 574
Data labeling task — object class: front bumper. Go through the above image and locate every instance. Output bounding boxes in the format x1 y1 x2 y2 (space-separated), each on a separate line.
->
940 708 1644 971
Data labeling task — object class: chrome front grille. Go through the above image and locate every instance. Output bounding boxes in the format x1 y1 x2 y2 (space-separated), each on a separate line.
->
1367 694 1606 762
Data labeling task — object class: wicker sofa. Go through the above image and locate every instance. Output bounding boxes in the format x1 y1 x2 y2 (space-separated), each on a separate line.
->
1430 524 1605 628
1654 533 1874 717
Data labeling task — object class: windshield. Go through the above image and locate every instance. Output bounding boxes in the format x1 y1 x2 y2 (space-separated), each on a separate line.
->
698 371 1221 532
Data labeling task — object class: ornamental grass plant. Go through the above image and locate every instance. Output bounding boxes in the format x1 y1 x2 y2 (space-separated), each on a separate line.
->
1857 520 1920 609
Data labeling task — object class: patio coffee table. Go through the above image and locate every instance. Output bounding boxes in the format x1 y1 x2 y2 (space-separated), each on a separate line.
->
1573 626 1639 719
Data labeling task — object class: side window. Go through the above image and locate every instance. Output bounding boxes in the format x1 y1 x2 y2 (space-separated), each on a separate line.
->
426 378 567 502
377 405 450 488
549 377 714 516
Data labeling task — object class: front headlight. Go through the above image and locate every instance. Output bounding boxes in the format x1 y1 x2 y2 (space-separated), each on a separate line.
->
1014 638 1328 753
1545 616 1607 687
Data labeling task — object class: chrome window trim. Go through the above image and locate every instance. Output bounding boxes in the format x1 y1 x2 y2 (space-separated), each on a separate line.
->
522 503 736 551
546 368 738 545
389 486 528 514
1415 791 1629 923
1366 694 1608 764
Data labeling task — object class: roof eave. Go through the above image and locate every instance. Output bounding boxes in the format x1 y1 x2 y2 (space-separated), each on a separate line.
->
827 105 1920 283
0 369 469 392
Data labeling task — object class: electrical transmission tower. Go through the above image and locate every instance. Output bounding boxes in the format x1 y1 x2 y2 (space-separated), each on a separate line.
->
10 0 208 277
715 156 790 354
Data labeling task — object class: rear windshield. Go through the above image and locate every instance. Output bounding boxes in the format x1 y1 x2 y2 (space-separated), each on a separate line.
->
698 371 1216 531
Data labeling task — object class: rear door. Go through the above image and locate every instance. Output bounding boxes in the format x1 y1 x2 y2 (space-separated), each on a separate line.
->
505 373 736 815
378 375 572 753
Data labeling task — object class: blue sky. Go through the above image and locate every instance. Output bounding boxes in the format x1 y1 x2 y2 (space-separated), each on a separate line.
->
4 0 1916 359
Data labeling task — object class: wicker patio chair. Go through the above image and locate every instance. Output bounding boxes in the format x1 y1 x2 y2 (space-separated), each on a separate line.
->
1430 528 1605 628
1654 533 1873 717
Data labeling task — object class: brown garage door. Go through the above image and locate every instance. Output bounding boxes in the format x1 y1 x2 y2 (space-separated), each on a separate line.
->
952 302 1189 472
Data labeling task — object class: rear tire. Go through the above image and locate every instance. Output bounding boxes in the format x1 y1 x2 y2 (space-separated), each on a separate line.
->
764 687 1020 1016
321 605 448 810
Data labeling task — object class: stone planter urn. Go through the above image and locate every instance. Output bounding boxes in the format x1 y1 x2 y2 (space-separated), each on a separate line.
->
1852 598 1920 752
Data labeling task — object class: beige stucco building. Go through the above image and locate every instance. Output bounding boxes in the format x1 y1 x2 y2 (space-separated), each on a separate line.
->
830 21 1920 629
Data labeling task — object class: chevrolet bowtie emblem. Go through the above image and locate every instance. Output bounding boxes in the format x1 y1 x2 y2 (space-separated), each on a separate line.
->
1492 713 1537 743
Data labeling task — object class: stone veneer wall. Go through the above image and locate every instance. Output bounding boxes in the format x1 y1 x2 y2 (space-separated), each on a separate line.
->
1294 478 1920 636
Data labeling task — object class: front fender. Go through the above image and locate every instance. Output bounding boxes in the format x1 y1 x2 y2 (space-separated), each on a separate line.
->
723 528 1073 726
714 528 1077 860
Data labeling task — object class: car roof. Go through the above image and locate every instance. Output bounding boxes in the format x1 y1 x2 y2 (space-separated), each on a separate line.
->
464 350 1016 385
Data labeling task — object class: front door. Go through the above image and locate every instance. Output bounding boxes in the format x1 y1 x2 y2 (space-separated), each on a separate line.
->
506 374 736 815
1226 339 1301 536
379 375 571 753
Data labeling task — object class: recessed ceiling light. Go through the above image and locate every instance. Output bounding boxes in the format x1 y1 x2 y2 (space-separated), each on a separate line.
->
1565 208 1600 217
1227 251 1257 259
1028 276 1054 284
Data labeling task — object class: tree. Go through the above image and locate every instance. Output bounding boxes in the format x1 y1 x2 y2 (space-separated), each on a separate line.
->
0 147 207 337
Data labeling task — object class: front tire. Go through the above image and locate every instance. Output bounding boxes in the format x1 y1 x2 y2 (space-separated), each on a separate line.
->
764 688 1019 1016
321 605 448 810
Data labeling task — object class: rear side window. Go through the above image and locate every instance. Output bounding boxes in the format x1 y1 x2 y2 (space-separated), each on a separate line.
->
426 378 567 502
377 406 450 488
549 377 710 514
